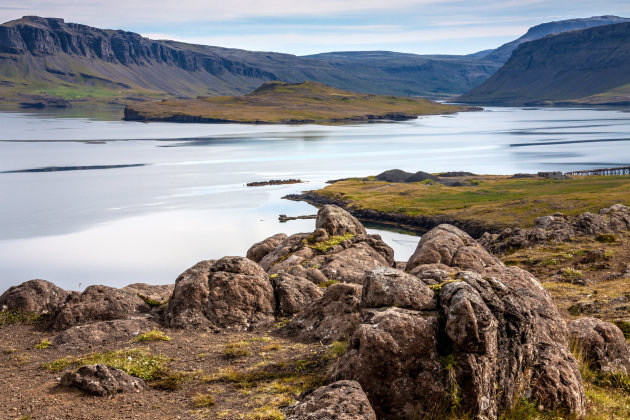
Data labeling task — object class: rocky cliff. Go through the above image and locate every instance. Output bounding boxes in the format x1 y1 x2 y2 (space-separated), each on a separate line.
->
459 22 630 105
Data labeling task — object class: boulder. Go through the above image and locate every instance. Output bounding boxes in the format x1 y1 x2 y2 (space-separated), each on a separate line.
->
0 279 69 315
162 260 214 329
272 272 324 317
286 283 361 344
52 318 156 348
61 364 144 396
568 317 630 375
317 241 392 284
121 283 173 305
286 380 376 420
246 233 288 263
49 285 145 331
338 224 586 419
163 257 275 330
315 205 366 236
361 267 435 311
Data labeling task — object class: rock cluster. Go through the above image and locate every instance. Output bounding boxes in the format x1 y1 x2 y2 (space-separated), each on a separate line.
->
0 204 594 418
479 204 630 253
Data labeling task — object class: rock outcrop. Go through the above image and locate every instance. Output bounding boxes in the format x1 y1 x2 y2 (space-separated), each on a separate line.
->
163 257 275 331
0 279 69 315
315 205 367 236
286 380 376 420
52 318 156 348
61 364 144 396
338 224 586 419
49 285 145 331
246 233 288 263
568 317 630 375
272 273 324 317
286 283 361 344
480 204 630 253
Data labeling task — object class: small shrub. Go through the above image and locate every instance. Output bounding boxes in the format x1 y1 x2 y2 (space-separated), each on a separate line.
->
223 341 250 359
596 233 617 243
133 329 171 342
35 338 51 349
560 268 584 282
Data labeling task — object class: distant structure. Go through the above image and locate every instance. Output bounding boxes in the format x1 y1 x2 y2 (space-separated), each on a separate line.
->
565 166 630 176
538 171 569 180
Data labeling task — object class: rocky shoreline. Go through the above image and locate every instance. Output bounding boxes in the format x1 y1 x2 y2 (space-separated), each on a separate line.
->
284 191 502 238
2 204 629 418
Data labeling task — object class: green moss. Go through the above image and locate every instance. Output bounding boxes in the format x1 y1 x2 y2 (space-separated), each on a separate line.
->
304 233 355 253
0 310 41 327
428 279 462 294
137 294 162 307
133 329 171 342
317 279 339 288
326 340 349 359
35 338 51 349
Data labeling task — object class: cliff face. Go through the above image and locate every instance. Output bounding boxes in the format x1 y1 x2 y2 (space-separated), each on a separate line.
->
0 16 501 105
458 22 630 105
482 15 630 63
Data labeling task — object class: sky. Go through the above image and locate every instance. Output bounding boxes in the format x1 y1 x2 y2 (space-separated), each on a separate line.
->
1 1 630 56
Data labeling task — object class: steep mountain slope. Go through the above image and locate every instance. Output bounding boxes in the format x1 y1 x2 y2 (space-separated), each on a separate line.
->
481 15 630 63
458 22 630 106
0 16 500 105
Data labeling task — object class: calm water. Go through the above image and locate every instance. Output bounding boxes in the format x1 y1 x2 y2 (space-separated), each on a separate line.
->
1 106 629 291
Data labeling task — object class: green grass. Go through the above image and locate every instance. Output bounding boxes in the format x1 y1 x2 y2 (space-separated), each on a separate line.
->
315 175 630 229
41 348 170 381
35 338 51 349
223 341 251 359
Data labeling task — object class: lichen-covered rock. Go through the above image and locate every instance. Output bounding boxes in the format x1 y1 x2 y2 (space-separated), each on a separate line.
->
286 283 361 344
361 267 435 311
52 318 156 348
246 233 288 263
338 307 444 419
286 380 376 420
49 285 145 331
61 364 144 396
317 241 392 284
0 279 69 315
315 204 367 236
272 272 324 317
568 317 630 375
162 260 214 329
163 257 275 330
338 224 586 419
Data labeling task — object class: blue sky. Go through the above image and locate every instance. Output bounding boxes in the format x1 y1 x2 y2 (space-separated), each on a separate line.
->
2 1 630 55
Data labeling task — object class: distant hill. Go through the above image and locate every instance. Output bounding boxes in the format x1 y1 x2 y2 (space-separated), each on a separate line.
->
458 22 630 105
0 16 500 106
123 81 474 124
480 15 630 63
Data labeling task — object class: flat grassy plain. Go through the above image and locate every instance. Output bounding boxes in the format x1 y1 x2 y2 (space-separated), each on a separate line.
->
315 175 630 229
123 81 471 123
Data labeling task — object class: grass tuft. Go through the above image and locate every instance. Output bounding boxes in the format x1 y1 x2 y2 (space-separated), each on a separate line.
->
133 329 172 342
35 338 51 349
223 341 251 359
192 392 216 408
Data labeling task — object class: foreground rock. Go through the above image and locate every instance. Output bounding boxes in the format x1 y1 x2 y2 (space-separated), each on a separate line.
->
163 257 275 330
256 205 394 285
480 204 630 253
286 380 376 420
61 364 144 396
568 317 630 375
50 286 146 331
52 318 157 348
285 283 361 344
272 273 324 317
0 279 69 315
246 233 288 263
338 224 586 419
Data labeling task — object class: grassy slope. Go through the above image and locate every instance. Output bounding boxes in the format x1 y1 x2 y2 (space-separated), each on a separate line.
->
314 175 630 229
124 81 471 123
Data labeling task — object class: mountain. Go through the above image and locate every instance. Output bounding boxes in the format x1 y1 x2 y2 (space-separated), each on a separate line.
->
481 15 630 63
0 16 500 106
458 22 630 106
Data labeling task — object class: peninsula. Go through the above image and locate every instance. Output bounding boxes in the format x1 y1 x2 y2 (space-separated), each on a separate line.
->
123 81 474 124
